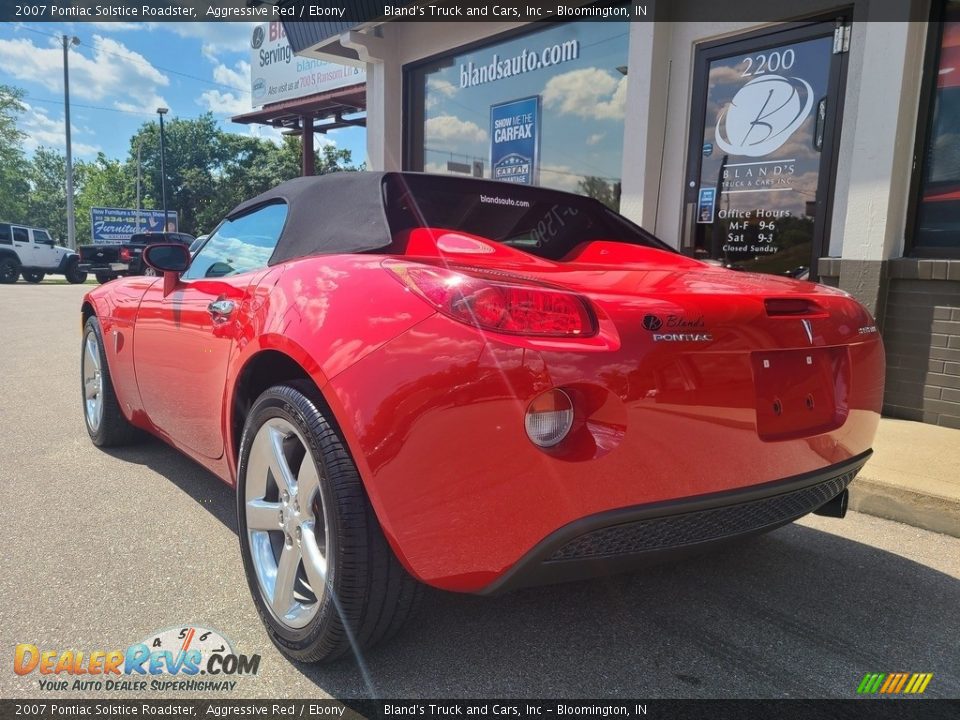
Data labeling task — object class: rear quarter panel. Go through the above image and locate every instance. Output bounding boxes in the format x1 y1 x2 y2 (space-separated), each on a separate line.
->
221 256 436 482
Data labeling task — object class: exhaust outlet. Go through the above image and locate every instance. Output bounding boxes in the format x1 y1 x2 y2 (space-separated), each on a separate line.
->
813 489 848 518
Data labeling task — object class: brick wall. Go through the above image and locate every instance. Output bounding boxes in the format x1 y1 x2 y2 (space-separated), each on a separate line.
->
881 260 960 429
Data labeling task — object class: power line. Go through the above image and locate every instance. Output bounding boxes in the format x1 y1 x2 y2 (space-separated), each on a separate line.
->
4 23 250 95
22 94 208 119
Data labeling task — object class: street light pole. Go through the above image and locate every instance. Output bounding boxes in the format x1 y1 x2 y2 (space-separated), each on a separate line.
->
156 107 169 231
62 35 79 249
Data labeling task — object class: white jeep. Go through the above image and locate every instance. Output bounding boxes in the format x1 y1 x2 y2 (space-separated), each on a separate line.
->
0 222 87 284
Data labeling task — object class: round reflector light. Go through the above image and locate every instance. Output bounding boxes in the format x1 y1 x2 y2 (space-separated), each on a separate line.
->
525 389 574 448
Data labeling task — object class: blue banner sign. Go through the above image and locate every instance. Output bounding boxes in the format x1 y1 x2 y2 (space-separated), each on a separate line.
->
490 96 540 186
90 207 178 244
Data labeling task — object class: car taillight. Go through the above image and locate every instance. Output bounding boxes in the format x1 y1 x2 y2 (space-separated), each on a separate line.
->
119 248 132 262
384 260 596 338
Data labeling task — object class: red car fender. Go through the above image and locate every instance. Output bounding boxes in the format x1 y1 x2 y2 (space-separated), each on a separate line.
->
82 277 159 428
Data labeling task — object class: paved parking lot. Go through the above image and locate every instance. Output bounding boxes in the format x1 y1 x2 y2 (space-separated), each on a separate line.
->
1 282 958 699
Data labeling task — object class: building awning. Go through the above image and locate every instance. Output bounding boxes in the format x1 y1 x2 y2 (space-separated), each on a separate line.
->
231 84 367 133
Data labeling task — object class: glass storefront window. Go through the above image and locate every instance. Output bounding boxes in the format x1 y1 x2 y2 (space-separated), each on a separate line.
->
915 1 960 250
407 21 629 209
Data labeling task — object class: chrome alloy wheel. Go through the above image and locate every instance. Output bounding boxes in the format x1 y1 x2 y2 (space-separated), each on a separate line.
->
82 332 104 432
245 418 332 629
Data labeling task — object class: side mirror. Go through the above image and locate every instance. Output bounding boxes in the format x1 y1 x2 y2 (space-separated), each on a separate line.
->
143 243 190 272
142 243 191 296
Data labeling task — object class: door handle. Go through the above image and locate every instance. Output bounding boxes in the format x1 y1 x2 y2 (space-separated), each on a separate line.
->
207 299 235 320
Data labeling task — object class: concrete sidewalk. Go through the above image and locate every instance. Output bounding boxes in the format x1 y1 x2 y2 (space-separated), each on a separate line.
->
849 417 960 537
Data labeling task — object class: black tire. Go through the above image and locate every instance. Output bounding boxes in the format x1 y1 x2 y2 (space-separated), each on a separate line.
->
22 271 44 283
95 273 113 284
81 316 142 447
0 256 20 284
66 257 88 284
237 381 422 663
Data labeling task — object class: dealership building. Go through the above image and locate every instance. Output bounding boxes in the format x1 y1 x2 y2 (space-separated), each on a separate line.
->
275 1 960 429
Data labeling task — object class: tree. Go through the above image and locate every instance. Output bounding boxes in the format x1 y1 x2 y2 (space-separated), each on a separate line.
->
577 176 620 210
128 114 358 236
0 84 29 222
75 153 135 243
25 147 71 243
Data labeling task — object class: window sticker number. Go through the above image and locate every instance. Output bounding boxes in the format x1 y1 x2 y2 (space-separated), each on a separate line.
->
741 48 795 77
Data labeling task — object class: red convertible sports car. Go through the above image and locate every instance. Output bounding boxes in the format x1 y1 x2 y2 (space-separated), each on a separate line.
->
80 172 884 662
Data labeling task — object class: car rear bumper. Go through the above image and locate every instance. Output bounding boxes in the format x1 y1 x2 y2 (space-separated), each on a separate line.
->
78 262 129 273
479 450 869 594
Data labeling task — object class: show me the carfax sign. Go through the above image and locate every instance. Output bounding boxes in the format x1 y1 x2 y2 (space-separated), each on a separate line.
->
250 22 365 107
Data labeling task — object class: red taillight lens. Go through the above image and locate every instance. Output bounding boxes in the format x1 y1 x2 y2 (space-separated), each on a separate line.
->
119 247 132 262
385 261 596 338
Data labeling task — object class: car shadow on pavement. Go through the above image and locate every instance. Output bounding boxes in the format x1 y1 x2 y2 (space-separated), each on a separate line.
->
101 441 960 699
102 437 238 532
294 524 960 699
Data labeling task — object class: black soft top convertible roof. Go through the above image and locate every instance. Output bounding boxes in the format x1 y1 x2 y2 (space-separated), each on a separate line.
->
227 171 670 266
227 171 391 265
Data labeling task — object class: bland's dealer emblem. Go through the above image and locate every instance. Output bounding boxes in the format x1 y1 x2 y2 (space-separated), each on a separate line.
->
716 74 814 157
642 314 663 331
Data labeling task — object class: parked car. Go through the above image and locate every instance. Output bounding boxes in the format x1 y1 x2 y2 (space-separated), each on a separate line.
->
0 222 86 284
78 231 194 284
79 172 884 663
189 234 208 255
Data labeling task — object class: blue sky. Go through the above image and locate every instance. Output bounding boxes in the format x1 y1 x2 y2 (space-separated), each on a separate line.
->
0 21 366 165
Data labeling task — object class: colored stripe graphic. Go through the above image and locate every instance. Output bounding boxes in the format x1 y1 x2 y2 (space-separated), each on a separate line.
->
858 673 933 694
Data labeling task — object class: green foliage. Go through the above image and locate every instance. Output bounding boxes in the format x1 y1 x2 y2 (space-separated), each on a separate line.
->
0 93 358 243
127 114 358 236
25 147 69 243
577 176 621 210
0 84 29 222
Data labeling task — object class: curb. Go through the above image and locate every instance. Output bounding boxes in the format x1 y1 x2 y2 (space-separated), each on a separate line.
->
848 476 960 538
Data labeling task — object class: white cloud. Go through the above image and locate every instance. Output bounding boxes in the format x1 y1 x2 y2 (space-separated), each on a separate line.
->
0 35 170 115
425 114 487 144
587 133 605 146
198 60 252 115
90 22 140 32
543 68 627 121
156 22 256 60
539 164 582 193
199 89 250 116
427 77 458 98
246 124 285 145
86 21 254 61
19 102 100 157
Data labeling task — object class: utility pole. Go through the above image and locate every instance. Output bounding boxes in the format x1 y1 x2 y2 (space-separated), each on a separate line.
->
157 107 169 230
62 35 79 249
135 137 142 232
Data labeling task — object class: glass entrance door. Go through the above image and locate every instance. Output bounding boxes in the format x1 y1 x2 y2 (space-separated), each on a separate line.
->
685 21 848 279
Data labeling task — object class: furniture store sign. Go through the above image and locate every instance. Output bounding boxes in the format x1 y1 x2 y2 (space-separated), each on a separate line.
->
250 22 365 107
490 96 541 185
90 208 178 243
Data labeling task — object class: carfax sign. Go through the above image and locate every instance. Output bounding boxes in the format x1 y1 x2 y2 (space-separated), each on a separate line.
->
490 96 541 185
90 208 178 244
